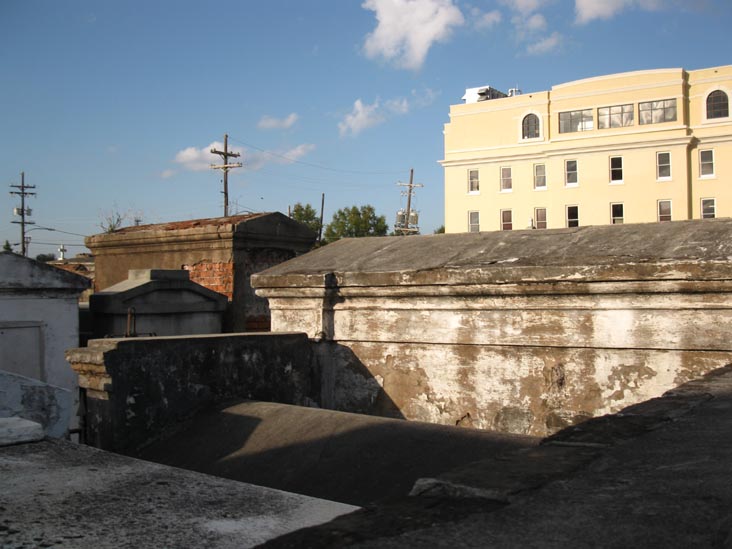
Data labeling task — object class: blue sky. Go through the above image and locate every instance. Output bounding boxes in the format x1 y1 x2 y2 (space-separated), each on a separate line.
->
1 0 730 257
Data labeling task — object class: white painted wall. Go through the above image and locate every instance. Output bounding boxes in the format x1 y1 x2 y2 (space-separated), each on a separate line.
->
0 294 81 432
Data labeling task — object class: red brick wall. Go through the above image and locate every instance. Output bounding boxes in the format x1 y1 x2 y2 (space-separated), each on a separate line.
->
183 261 234 299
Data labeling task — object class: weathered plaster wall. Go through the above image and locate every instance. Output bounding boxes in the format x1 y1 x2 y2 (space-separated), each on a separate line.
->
66 333 318 452
0 370 72 438
253 222 732 436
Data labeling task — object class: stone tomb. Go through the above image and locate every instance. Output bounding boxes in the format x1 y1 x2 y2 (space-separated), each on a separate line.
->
252 219 732 436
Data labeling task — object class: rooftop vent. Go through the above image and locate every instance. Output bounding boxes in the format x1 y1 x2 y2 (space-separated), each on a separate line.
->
462 86 508 104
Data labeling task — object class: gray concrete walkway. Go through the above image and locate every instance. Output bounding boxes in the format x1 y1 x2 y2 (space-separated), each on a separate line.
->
0 437 356 548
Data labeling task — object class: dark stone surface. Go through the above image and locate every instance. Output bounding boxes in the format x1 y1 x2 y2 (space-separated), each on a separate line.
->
253 218 732 289
264 365 732 548
137 400 537 506
68 333 320 453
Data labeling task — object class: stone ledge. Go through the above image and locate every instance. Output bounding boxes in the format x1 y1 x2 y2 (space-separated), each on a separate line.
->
0 417 44 446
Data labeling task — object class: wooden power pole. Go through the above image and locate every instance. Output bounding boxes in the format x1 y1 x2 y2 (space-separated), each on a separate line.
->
210 134 242 217
9 171 36 256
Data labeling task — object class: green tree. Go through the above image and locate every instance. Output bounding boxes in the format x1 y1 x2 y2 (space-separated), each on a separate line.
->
323 205 388 243
434 225 445 234
291 202 322 236
3 240 13 252
35 253 56 262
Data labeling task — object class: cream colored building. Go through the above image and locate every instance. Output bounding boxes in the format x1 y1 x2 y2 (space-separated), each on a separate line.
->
443 65 732 233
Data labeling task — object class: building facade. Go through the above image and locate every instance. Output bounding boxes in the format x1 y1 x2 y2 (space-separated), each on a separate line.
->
443 65 732 233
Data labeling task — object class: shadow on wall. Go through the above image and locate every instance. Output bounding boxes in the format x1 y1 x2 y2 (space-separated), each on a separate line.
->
137 400 537 507
315 272 405 421
69 332 406 454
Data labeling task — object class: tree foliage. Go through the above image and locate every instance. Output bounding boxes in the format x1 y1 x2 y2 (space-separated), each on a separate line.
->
35 253 56 262
323 205 388 243
3 240 13 252
434 225 445 234
291 202 322 236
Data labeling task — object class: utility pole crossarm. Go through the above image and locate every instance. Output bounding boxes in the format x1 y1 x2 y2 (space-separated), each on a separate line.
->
209 133 243 217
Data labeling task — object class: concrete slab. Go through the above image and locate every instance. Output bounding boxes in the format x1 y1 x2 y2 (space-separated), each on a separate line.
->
0 417 44 446
137 400 537 506
262 365 732 548
0 439 357 548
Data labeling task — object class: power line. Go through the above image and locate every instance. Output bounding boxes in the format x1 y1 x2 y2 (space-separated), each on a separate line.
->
228 135 406 176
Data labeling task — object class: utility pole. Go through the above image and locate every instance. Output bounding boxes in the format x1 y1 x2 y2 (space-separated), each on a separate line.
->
9 171 36 256
395 168 423 235
210 134 242 217
318 192 325 244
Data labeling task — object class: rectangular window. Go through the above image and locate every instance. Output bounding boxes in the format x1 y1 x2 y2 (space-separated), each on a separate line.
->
610 156 623 183
611 203 624 224
566 205 579 228
500 167 512 191
559 109 593 133
533 164 546 189
700 149 715 177
598 104 634 129
501 210 512 231
468 169 479 193
469 211 480 232
534 207 547 229
658 200 672 222
639 99 677 125
565 160 578 186
657 152 671 180
701 198 716 219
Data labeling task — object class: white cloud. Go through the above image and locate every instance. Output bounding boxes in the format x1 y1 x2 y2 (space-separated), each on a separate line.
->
526 31 562 54
338 99 385 137
385 97 410 114
257 113 299 130
174 142 229 172
471 8 502 30
362 0 465 71
160 169 176 179
338 89 438 137
173 141 315 173
246 143 316 170
575 0 663 24
524 13 547 31
500 0 547 16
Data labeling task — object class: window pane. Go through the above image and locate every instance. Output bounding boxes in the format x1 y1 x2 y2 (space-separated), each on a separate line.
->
534 164 546 188
611 203 624 224
522 114 540 139
469 170 479 192
658 201 671 222
501 210 512 230
566 160 577 185
469 211 480 232
700 150 714 176
657 152 671 179
610 157 623 182
535 208 547 229
567 206 579 227
707 91 729 119
702 199 716 219
501 167 512 190
640 99 675 125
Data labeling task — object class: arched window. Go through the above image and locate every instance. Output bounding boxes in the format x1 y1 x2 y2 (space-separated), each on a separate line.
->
522 114 540 139
707 90 729 119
